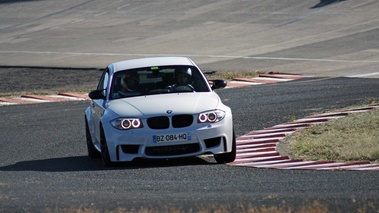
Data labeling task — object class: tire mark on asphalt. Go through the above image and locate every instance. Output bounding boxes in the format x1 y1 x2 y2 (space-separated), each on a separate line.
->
0 0 95 31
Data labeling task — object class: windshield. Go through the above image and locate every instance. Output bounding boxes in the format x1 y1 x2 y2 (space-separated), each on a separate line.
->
109 65 211 100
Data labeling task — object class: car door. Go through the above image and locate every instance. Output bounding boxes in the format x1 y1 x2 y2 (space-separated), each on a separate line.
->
92 69 110 145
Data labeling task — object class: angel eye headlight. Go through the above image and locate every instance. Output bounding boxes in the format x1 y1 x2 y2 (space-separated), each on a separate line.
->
208 112 217 122
111 118 143 130
197 110 225 123
122 120 131 129
131 119 141 128
198 114 208 123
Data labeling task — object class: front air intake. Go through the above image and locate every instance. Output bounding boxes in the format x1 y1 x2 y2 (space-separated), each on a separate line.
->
145 143 200 156
204 137 222 148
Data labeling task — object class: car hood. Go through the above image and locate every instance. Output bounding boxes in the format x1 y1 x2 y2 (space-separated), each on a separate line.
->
108 92 222 117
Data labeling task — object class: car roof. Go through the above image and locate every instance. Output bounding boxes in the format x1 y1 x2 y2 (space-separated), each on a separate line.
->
110 57 196 73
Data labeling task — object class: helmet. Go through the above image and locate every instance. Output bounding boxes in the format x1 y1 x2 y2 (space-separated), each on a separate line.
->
121 71 139 91
175 67 192 77
175 68 192 85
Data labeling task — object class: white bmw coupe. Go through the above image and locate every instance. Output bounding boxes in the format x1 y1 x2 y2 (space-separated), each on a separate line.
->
85 57 236 166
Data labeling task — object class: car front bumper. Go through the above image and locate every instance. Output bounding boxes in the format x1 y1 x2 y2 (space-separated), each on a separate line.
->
103 118 234 162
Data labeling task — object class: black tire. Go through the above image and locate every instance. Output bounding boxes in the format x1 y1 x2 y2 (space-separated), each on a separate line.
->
100 128 113 167
85 118 101 158
214 131 236 164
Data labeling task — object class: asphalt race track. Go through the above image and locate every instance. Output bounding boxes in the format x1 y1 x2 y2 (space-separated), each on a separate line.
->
1 77 379 212
1 0 379 212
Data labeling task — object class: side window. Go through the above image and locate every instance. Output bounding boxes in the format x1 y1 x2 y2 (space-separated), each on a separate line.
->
97 69 110 96
191 67 210 92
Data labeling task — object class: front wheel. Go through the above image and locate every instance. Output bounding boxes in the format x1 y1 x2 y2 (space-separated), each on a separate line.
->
100 128 113 167
85 118 101 158
214 131 236 164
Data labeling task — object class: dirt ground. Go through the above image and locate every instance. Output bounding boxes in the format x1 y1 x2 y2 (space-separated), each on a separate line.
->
0 67 103 96
0 67 235 96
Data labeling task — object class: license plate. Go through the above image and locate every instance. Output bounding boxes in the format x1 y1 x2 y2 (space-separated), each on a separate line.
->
153 133 191 143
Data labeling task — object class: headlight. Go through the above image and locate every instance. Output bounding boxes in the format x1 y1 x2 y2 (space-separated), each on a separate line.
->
111 118 143 130
198 110 225 123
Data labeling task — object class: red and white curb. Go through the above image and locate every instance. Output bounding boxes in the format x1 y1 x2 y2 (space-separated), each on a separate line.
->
230 105 379 171
226 72 306 88
0 92 89 105
0 72 305 105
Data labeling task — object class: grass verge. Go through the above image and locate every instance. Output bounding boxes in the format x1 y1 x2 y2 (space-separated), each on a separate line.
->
279 104 379 163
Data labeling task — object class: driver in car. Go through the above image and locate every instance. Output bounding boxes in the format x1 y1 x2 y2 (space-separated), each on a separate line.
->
169 68 195 92
118 71 141 97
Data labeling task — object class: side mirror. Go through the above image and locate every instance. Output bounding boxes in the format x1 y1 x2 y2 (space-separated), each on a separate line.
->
88 90 105 100
210 80 227 90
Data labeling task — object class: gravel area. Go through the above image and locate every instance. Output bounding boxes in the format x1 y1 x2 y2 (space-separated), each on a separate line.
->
0 67 103 95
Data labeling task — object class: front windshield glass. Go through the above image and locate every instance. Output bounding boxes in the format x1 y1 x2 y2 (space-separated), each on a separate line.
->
109 66 210 100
